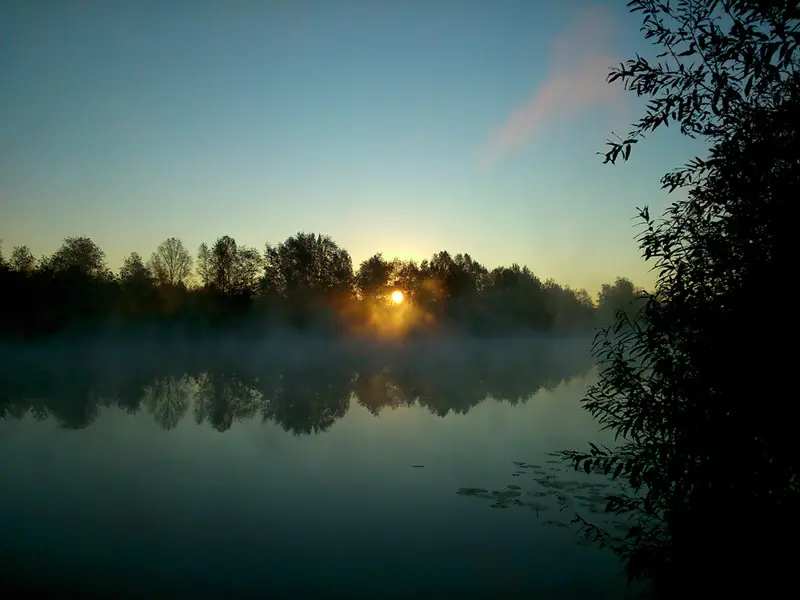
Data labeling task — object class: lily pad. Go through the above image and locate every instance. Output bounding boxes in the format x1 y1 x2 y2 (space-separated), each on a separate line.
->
492 490 521 500
457 487 489 496
527 491 550 497
506 484 521 490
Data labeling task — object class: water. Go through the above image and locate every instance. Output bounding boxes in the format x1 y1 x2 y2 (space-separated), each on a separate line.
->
0 336 641 599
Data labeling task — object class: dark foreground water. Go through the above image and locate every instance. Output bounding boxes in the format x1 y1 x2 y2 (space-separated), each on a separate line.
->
0 336 643 599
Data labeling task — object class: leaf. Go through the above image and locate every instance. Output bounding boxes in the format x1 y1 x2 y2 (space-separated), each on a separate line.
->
744 75 753 97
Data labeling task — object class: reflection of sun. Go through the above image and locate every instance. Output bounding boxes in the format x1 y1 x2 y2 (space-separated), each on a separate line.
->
391 290 404 304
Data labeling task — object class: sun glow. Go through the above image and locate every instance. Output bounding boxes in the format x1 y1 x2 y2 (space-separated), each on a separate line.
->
391 290 404 304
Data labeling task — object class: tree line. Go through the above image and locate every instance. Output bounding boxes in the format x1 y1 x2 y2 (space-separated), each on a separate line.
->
0 233 643 340
0 338 592 433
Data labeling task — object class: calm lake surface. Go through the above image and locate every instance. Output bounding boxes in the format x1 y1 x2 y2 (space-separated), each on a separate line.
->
0 336 642 599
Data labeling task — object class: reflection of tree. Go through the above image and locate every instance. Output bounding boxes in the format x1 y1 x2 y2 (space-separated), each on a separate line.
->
144 375 190 430
261 362 351 435
114 374 148 415
0 338 594 434
353 368 414 416
391 361 485 417
45 370 101 430
194 371 261 432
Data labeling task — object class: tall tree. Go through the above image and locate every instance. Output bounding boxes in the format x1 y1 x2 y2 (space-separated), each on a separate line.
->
390 259 422 301
210 235 238 293
149 237 193 287
231 245 264 296
264 232 353 298
119 252 153 283
196 242 213 288
355 253 394 301
9 245 36 274
47 236 107 277
596 276 642 324
118 252 156 317
561 1 800 596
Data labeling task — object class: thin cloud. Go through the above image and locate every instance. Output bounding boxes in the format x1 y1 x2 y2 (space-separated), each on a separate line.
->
481 7 623 168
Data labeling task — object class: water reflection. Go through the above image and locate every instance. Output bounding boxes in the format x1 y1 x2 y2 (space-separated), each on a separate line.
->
145 375 191 431
0 336 640 599
0 337 594 434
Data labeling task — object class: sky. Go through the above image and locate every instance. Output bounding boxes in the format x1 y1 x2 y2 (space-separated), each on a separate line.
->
0 0 708 295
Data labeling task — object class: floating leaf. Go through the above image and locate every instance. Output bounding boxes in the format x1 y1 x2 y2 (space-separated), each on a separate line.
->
457 487 489 496
492 490 521 500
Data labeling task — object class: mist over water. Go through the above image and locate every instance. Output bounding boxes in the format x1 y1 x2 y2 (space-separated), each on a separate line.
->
0 334 638 599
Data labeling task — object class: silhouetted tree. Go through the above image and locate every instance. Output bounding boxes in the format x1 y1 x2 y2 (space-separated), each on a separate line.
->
196 242 213 288
263 233 353 330
596 277 643 325
210 235 238 293
483 264 550 331
231 245 263 297
391 259 422 301
46 236 108 278
9 245 36 274
118 252 157 319
149 237 193 287
559 1 800 596
119 252 152 283
356 253 394 301
0 234 645 338
264 232 353 297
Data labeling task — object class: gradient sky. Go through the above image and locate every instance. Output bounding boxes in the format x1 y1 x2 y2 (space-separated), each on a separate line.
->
1 0 708 295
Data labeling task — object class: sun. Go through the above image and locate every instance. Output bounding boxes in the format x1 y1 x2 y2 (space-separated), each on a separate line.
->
391 290 404 304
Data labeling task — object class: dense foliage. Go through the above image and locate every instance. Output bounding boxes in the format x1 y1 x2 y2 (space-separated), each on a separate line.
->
0 233 641 340
560 0 799 597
